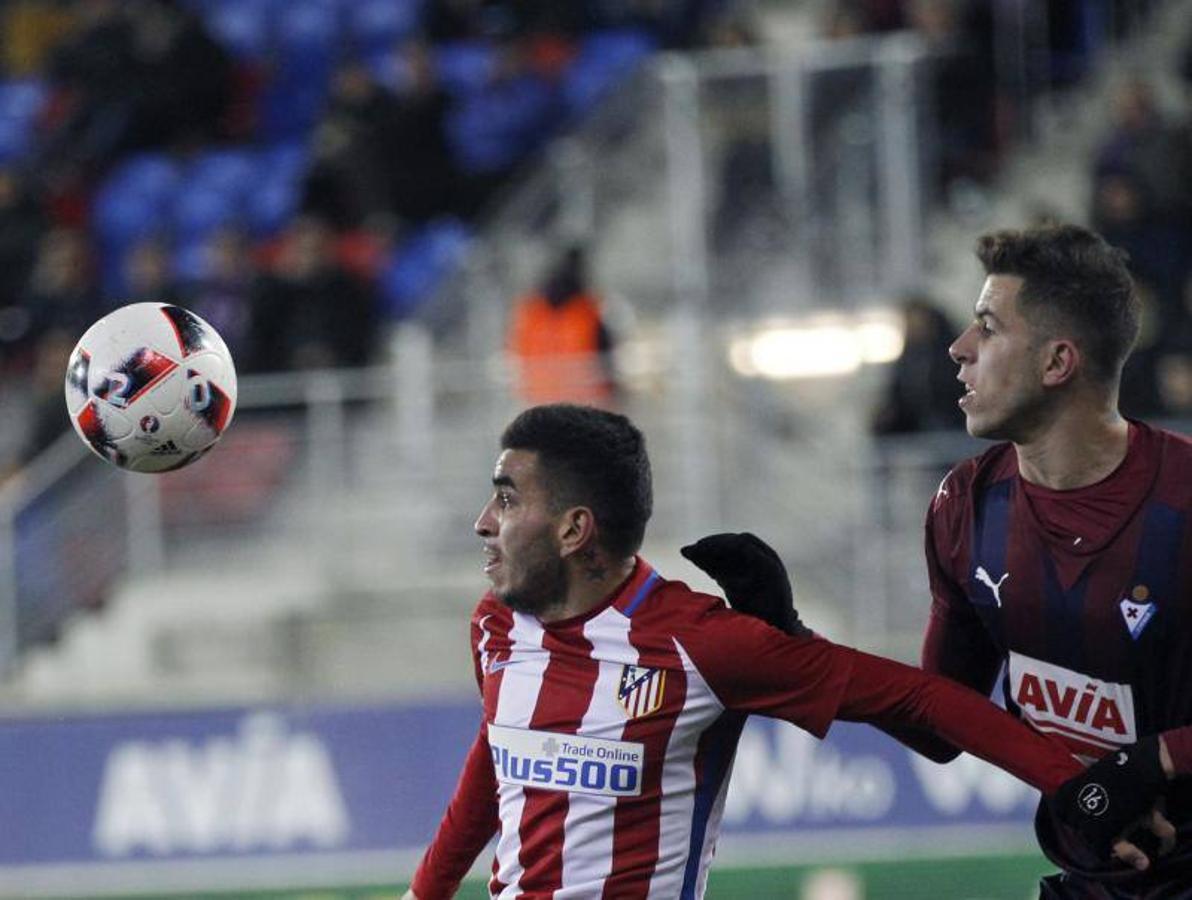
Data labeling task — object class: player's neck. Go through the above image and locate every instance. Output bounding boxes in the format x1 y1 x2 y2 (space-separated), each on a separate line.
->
540 555 637 623
1014 402 1130 490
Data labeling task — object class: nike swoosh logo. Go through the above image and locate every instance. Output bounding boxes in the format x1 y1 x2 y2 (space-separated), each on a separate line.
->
489 658 520 673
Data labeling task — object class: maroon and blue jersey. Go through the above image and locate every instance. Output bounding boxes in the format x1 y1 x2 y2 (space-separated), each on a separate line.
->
924 420 1192 887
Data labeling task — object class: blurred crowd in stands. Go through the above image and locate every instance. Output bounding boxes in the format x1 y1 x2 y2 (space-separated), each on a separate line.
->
0 0 1189 473
0 0 742 470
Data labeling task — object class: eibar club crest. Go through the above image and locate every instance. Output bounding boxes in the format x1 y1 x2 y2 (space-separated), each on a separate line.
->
617 665 666 718
1120 584 1156 641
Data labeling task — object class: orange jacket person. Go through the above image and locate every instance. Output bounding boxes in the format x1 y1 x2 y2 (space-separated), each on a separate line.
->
508 246 616 407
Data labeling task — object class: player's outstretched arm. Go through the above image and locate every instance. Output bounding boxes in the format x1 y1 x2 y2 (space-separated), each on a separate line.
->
681 532 809 636
407 725 500 900
836 648 1176 868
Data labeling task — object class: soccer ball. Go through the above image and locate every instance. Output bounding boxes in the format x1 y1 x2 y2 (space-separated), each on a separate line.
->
64 302 238 473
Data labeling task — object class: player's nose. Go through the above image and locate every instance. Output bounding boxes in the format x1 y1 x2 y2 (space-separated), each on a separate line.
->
949 325 974 365
475 499 497 537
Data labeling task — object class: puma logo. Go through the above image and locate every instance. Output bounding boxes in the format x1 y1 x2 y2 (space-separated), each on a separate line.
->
975 566 1009 607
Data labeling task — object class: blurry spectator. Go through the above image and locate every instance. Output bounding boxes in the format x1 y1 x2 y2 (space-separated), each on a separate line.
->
1157 352 1192 417
303 60 402 230
507 244 617 407
386 43 465 224
304 48 462 229
40 0 233 187
126 0 234 151
180 227 256 363
248 216 378 372
39 0 140 182
1091 171 1191 337
2 227 100 372
1118 278 1167 418
0 166 47 308
908 0 998 192
122 235 184 304
1094 78 1192 229
870 294 964 435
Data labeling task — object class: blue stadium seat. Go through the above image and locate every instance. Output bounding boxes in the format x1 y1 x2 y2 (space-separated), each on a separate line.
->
92 154 181 249
103 153 183 202
275 0 343 64
0 116 33 164
196 0 276 60
188 148 258 200
0 79 48 163
173 234 213 282
446 75 558 174
347 0 421 55
380 218 472 318
259 139 310 181
562 29 656 118
172 182 241 241
433 41 498 95
0 79 48 121
245 175 300 238
92 190 163 250
257 59 332 141
364 45 411 91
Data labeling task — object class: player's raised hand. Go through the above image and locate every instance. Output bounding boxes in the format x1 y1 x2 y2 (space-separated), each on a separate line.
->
680 532 808 637
1049 736 1170 865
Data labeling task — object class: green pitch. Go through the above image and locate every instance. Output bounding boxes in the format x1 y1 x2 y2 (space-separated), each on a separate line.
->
91 853 1056 900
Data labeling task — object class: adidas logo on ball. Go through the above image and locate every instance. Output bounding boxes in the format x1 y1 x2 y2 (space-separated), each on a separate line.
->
64 302 238 473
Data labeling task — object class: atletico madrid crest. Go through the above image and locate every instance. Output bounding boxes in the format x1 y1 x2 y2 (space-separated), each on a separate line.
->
617 665 666 718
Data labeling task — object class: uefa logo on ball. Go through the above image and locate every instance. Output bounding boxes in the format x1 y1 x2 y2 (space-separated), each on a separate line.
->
64 302 238 473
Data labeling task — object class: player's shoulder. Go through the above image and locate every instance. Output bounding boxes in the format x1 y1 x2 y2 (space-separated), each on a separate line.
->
631 576 727 624
1143 421 1192 506
638 576 806 642
1145 420 1192 460
930 442 1014 516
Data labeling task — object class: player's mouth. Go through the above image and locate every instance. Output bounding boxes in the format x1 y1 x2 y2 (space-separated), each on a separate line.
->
482 545 501 575
958 381 976 409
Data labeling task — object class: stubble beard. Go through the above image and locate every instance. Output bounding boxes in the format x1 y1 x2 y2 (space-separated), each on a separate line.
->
969 385 1054 444
499 550 568 617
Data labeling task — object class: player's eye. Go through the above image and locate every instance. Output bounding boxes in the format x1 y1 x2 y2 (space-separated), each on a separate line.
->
496 490 513 508
976 318 993 336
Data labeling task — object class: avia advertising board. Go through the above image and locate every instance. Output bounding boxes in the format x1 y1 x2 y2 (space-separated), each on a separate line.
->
0 701 1040 896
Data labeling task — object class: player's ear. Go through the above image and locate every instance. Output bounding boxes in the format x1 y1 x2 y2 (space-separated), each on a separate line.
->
1040 337 1079 387
557 506 597 558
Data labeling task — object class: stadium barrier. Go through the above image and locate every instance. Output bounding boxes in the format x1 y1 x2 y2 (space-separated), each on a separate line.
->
0 697 1044 898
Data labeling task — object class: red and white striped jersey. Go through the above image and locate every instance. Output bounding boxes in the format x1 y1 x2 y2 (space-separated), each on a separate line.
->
412 558 1084 899
470 560 854 899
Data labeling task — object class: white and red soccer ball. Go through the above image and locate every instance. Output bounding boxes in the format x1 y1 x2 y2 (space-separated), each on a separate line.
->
64 302 238 473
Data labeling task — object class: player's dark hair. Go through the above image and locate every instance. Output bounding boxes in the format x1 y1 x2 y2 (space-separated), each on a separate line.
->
502 404 652 558
975 224 1139 383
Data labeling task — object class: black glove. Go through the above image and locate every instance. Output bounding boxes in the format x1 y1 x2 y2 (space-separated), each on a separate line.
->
680 532 808 637
1050 736 1168 859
